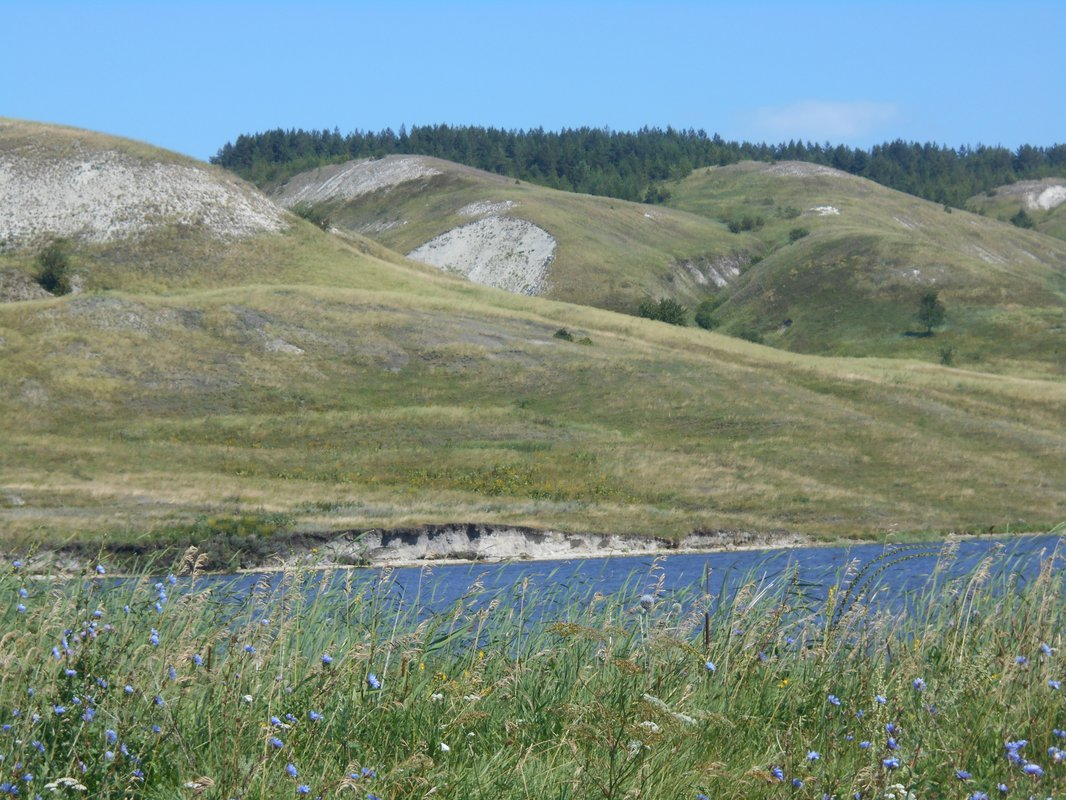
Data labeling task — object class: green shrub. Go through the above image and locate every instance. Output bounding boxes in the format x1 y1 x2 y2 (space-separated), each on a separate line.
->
1010 208 1035 229
553 328 575 341
637 297 688 326
788 227 809 243
37 241 72 295
291 203 332 231
694 297 721 330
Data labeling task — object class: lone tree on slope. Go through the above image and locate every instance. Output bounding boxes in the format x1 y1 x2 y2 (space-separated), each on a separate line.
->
916 290 946 335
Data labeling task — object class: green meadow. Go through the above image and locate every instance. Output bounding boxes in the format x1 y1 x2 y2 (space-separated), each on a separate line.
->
1 538 1063 798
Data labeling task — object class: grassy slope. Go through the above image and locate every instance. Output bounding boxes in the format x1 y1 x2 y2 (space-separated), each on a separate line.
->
666 163 1066 375
1 124 1064 556
272 157 751 312
966 178 1066 242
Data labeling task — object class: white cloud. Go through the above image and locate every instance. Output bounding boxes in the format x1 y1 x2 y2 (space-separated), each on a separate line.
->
746 100 899 142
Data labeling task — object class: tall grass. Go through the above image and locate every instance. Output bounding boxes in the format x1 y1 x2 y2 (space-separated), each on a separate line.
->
2 538 1064 799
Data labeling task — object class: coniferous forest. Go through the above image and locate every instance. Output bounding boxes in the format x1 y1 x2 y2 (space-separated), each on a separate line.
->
212 124 1066 207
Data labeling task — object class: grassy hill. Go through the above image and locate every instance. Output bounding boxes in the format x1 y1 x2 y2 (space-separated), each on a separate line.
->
664 162 1066 375
268 155 750 312
966 177 1066 242
1 122 1064 566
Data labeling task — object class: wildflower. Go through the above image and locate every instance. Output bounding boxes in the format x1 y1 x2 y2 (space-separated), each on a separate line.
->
12 560 22 569
828 695 841 706
149 630 159 647
883 757 900 769
1048 679 1061 690
192 654 203 667
243 695 253 704
244 645 256 655
308 710 322 721
154 695 164 706
296 786 310 795
65 669 77 677
439 742 450 752
1048 746 1062 763
321 654 332 666
124 685 134 694
912 678 926 691
17 588 27 598
285 713 297 723
997 784 1008 794
104 750 115 762
887 737 899 750
168 665 177 681
286 763 297 778
639 593 655 611
1016 656 1029 665
770 767 784 781
82 708 95 722
15 604 25 613
860 741 871 749
697 795 709 800
151 725 161 733
53 706 65 715
1022 762 1044 777
95 565 105 575
969 793 989 800
1040 642 1053 657
1054 729 1066 738
704 661 716 673
367 674 381 690
955 769 972 780
31 741 44 753
167 574 176 585
359 768 376 779
105 729 117 744
270 737 284 749
875 694 887 705
792 778 804 788
807 750 820 761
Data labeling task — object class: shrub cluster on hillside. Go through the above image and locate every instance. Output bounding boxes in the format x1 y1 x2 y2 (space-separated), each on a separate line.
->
212 125 1066 207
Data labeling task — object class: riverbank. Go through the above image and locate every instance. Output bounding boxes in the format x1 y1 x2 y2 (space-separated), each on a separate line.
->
8 522 813 574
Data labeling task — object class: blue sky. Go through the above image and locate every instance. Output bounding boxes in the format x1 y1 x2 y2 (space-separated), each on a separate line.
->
2 1 1063 161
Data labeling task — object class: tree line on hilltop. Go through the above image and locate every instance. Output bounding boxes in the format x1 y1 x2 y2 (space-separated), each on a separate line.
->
212 124 1066 207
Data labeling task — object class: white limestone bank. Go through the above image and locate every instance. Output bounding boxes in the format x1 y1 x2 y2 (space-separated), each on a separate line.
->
311 524 809 567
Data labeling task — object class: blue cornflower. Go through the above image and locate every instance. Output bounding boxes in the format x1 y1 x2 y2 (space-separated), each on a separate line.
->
874 694 887 705
270 736 284 749
124 684 134 694
1015 655 1028 665
955 769 972 780
286 763 297 778
12 560 23 569
308 710 322 721
997 784 1008 794
912 677 926 691
192 654 203 666
367 673 381 690
359 768 376 779
153 695 164 706
105 729 117 744
1055 729 1066 738
969 792 989 800
296 786 310 795
64 668 77 677
270 716 283 727
104 750 115 762
704 661 716 672
167 574 176 585
792 778 804 788
770 766 784 781
697 795 709 800
1040 642 1053 657
149 630 159 647
807 750 820 761
859 741 871 749
15 604 25 614
132 769 144 780
31 741 43 754
1048 679 1062 690
321 654 333 666
53 706 66 715
828 695 841 706
95 565 105 574
887 737 899 750
168 665 177 680
1022 762 1043 777
285 713 297 724
244 645 256 655
883 757 900 769
151 725 161 734
82 708 95 722
17 588 27 598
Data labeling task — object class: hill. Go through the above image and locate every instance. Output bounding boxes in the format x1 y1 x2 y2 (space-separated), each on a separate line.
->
270 154 748 311
966 177 1066 242
1 121 1064 567
664 162 1066 375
